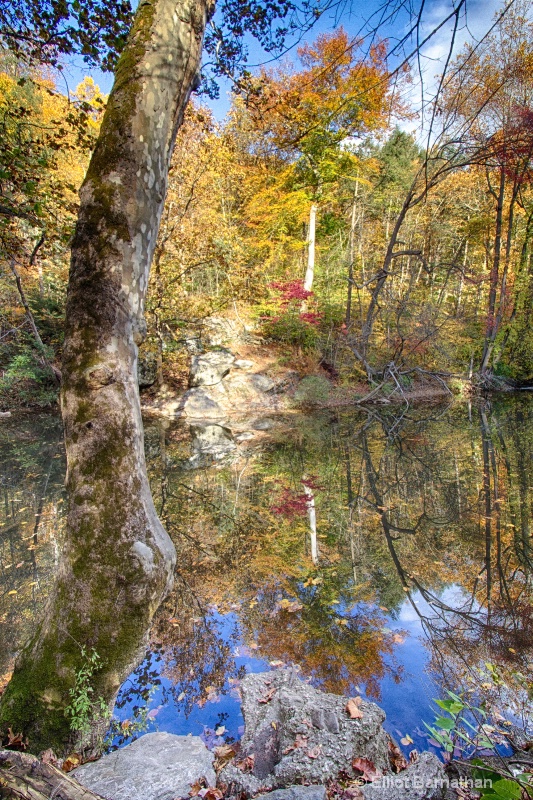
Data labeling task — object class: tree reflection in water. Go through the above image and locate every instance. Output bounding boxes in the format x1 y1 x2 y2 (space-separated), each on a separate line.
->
141 397 533 743
0 398 531 750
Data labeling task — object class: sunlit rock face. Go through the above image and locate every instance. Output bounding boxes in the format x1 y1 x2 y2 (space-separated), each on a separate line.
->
73 732 215 800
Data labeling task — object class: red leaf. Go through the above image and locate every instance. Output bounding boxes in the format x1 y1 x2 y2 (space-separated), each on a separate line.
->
352 757 382 783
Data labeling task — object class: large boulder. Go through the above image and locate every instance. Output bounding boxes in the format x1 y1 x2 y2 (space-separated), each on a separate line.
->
72 732 216 800
218 670 390 795
362 752 446 800
190 350 235 388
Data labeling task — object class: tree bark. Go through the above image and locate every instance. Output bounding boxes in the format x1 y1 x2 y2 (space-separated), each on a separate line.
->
304 202 317 292
0 0 212 755
0 749 104 800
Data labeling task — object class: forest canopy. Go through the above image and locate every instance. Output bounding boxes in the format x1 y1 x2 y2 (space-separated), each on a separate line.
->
0 0 532 411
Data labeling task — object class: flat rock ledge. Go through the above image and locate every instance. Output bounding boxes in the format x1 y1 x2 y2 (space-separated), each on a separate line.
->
72 732 216 800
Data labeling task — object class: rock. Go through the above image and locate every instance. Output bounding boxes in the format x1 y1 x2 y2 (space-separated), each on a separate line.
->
218 670 390 795
182 388 226 420
222 373 276 406
137 350 159 389
190 349 235 388
234 359 255 370
202 317 242 347
184 335 203 354
235 431 255 442
252 418 275 431
362 753 446 800
190 423 236 455
256 786 327 800
0 411 11 418
72 732 216 800
248 374 276 393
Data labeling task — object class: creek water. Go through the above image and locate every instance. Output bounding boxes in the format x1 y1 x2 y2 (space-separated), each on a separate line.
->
0 396 531 758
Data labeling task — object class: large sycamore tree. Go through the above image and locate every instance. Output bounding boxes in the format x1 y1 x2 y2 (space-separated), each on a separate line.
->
0 0 506 754
0 0 334 754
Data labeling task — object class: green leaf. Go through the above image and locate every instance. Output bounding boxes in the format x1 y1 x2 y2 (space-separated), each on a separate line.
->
490 778 522 799
436 698 464 716
435 716 455 731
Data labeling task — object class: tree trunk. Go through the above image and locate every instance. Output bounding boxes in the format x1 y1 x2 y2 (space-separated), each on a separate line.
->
345 187 358 328
304 203 317 292
480 168 505 373
0 0 211 755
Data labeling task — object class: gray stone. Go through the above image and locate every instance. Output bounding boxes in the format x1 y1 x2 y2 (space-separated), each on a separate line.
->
257 786 327 800
362 753 446 800
234 359 255 370
252 418 275 431
218 670 390 795
137 352 158 388
248 374 276 393
182 388 226 420
73 732 216 800
202 316 241 347
190 423 236 455
190 350 235 388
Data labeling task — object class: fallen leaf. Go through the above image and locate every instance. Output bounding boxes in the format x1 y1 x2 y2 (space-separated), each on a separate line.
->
214 743 238 767
178 692 186 701
41 749 59 766
189 779 206 796
4 728 28 751
198 788 223 800
306 746 321 759
294 734 308 748
352 757 382 783
346 697 364 719
388 740 407 773
236 754 255 773
62 753 81 772
343 788 364 800
258 687 276 704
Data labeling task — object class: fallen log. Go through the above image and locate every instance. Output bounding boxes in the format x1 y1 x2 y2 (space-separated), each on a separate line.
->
0 749 104 800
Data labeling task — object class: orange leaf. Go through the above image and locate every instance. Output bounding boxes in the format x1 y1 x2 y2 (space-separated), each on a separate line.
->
346 697 364 719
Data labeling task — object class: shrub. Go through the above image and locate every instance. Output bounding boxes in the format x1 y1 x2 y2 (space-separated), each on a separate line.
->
293 375 332 407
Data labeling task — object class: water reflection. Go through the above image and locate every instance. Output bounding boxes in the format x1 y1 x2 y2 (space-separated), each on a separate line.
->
0 414 66 692
0 398 532 753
